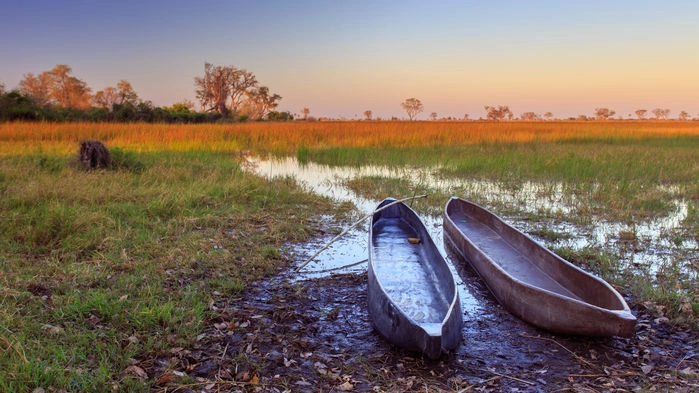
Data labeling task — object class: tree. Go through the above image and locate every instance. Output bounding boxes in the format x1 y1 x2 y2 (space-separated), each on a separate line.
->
19 64 91 109
594 108 615 120
430 112 438 120
520 112 540 121
635 109 647 120
93 86 119 109
544 112 553 120
240 86 281 120
652 108 670 120
195 63 233 114
46 64 92 109
302 107 310 120
18 72 51 106
116 80 139 106
484 105 512 121
364 110 372 120
678 111 689 121
401 98 423 120
194 63 258 116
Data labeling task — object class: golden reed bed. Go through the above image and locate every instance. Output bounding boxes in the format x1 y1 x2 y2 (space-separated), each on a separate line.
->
1 120 698 155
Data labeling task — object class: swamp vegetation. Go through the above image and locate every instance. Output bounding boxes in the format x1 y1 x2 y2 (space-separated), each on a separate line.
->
0 121 696 391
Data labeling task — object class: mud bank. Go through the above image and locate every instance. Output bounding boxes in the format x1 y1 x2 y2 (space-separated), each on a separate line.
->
143 267 697 392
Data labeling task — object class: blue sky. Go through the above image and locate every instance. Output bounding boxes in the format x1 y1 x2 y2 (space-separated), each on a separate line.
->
1 1 698 119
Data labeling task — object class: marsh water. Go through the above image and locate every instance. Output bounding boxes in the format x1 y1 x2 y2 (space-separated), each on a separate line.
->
231 155 698 390
245 155 695 277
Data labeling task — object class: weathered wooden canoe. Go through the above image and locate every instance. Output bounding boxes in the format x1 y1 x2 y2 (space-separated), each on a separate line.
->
368 198 462 359
444 197 636 337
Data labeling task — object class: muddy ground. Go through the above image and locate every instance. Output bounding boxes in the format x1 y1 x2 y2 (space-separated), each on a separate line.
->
141 249 697 393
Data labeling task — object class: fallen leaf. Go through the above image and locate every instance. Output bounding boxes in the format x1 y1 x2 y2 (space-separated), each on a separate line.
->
336 381 353 391
41 324 63 334
125 365 148 379
641 365 653 374
408 237 421 244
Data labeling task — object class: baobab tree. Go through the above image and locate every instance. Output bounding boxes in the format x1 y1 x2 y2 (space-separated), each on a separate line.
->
194 63 259 116
401 98 423 120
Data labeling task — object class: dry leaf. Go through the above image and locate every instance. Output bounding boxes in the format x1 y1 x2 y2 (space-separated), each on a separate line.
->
408 237 421 244
336 381 354 391
678 298 694 315
125 365 148 379
41 324 63 334
641 365 653 374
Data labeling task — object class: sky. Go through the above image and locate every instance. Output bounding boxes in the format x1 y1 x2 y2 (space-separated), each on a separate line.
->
1 0 698 120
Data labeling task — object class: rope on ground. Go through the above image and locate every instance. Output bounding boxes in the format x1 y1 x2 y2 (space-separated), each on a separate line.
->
295 194 428 272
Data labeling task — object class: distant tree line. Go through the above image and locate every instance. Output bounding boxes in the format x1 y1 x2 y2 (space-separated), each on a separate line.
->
395 98 694 121
0 64 293 123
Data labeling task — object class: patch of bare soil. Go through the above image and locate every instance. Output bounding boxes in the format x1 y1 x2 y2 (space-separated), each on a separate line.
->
141 262 697 393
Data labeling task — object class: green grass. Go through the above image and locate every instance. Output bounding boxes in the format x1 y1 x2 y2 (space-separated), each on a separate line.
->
306 137 698 222
321 137 698 325
0 150 340 392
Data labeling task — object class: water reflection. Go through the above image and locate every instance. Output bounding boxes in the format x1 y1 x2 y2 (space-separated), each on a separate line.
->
244 155 696 283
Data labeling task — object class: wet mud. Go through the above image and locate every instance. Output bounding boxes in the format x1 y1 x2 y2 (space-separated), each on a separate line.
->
144 252 697 393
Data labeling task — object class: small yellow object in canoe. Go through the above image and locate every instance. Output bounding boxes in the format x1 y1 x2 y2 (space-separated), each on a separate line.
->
408 237 421 244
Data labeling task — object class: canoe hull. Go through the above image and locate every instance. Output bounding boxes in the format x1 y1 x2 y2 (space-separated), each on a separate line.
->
444 197 636 337
368 198 462 359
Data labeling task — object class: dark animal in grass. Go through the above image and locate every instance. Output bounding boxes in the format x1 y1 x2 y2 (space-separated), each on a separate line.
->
79 140 110 170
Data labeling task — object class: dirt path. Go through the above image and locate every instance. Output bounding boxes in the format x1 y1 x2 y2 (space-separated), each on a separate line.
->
143 265 697 392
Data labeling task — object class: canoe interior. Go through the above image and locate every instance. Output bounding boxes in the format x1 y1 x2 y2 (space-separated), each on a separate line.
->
371 215 451 331
446 198 628 311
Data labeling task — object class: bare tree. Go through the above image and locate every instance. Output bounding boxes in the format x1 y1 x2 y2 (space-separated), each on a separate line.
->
635 109 647 120
484 105 512 121
430 112 438 120
194 63 258 116
364 110 372 120
195 63 234 114
651 108 670 120
401 98 423 120
678 111 690 121
594 108 615 120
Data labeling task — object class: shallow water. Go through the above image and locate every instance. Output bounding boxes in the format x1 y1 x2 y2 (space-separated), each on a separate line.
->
244 155 697 289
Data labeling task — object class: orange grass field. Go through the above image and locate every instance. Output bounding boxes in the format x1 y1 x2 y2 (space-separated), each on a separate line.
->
1 120 699 155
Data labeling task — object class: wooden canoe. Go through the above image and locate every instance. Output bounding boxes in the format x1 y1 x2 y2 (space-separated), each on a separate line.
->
368 198 462 359
444 197 636 337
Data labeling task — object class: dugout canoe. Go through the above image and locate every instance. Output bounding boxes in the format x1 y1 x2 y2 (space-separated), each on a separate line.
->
368 198 462 359
444 197 636 337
